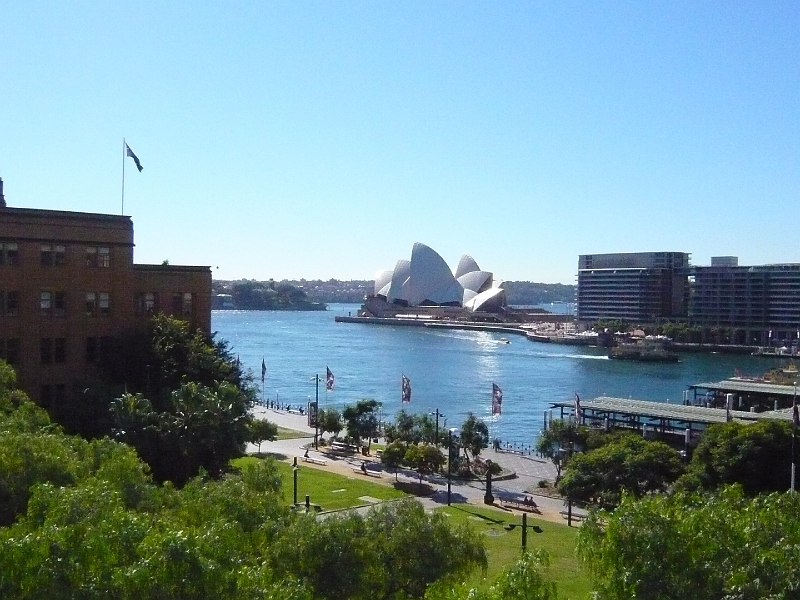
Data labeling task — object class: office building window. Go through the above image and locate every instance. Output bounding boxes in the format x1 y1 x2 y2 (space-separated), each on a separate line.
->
40 291 52 315
0 242 19 266
41 338 53 364
86 292 110 316
86 246 111 268
54 338 67 363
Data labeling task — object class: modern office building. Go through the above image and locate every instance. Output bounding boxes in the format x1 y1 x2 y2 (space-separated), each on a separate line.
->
0 178 211 407
690 261 800 345
576 252 691 323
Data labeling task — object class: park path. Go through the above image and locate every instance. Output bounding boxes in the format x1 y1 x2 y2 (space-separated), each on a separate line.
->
249 407 585 524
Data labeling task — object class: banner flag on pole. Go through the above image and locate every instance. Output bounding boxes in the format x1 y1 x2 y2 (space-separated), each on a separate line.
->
794 395 799 432
326 367 335 391
492 383 503 415
401 375 411 403
574 392 582 421
261 358 266 383
125 143 143 172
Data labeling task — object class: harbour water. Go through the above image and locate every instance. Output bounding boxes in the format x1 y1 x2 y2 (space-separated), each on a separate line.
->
213 304 776 445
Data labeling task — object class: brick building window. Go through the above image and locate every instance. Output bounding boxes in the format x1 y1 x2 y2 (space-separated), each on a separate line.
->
0 339 20 365
6 291 19 316
54 291 66 317
86 292 111 316
40 338 53 364
41 244 66 266
182 292 193 316
172 292 193 316
86 336 97 363
40 291 52 315
135 292 157 315
54 338 66 363
86 246 110 268
0 242 19 265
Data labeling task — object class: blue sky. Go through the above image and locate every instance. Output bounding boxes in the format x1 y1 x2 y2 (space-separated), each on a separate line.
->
1 1 797 284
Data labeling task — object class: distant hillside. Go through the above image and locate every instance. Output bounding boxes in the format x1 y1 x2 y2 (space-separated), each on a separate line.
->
213 278 574 307
502 281 575 306
212 280 327 311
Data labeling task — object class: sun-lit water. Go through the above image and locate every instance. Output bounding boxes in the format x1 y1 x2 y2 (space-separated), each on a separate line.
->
213 304 774 444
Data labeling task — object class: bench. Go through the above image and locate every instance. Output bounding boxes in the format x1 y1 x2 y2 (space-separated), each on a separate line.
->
559 510 586 522
499 497 541 513
302 456 328 466
330 442 358 453
352 467 382 478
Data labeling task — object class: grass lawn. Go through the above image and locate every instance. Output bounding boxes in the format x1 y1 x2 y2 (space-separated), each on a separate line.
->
230 456 591 598
232 456 407 511
276 426 313 440
435 504 592 600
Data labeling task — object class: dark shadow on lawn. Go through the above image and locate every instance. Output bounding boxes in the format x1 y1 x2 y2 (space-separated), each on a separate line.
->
393 481 435 496
448 505 507 525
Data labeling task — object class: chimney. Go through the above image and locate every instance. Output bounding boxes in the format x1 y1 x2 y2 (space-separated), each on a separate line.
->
0 178 5 207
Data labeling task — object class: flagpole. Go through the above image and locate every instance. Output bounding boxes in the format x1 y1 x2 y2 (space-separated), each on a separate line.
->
121 138 126 215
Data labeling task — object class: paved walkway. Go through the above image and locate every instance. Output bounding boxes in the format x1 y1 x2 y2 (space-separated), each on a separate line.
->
249 408 584 524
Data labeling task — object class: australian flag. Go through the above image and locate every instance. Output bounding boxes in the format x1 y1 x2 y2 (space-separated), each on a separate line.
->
492 383 503 415
401 375 411 403
126 143 143 172
574 392 582 421
326 367 335 391
261 358 266 383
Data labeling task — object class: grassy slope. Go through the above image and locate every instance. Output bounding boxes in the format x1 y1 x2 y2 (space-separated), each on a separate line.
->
231 455 591 598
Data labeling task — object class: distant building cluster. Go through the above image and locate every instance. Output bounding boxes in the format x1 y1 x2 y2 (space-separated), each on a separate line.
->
577 251 800 345
370 243 507 313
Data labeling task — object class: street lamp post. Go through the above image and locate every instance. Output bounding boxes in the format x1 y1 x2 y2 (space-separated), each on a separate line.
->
504 513 543 552
447 427 459 506
430 409 445 445
310 374 320 449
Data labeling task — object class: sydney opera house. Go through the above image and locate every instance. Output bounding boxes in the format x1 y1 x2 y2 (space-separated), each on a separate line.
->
363 243 507 317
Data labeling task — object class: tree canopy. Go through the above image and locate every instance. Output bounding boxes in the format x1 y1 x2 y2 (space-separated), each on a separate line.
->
579 486 800 600
676 419 794 495
558 433 684 509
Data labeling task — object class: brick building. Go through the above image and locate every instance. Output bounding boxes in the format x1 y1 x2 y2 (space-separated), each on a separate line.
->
0 178 211 406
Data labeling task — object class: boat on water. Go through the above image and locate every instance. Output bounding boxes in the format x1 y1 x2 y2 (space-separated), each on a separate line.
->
751 346 799 358
608 340 680 363
498 338 510 344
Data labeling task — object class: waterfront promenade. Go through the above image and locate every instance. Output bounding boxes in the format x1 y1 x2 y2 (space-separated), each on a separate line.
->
250 406 578 524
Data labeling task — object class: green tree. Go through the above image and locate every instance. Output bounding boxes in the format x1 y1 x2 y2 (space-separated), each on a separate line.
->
676 419 793 495
579 486 800 600
380 440 407 481
248 418 278 455
342 399 380 449
535 419 586 482
111 381 252 485
273 498 485 600
317 407 343 442
404 443 446 485
559 434 684 509
459 413 489 464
